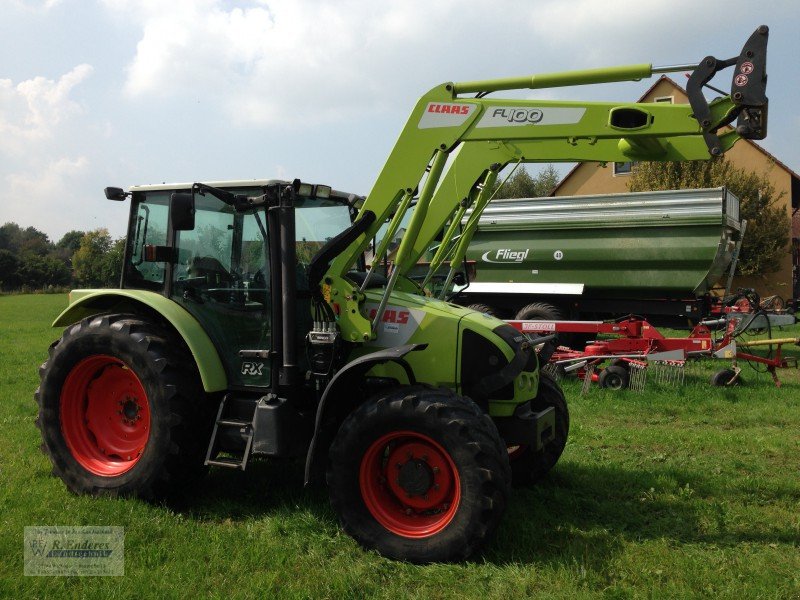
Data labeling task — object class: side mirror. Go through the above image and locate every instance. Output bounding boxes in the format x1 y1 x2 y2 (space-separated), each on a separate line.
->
170 192 195 231
105 186 129 201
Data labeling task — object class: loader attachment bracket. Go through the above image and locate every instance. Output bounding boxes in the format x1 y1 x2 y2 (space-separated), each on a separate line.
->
687 25 769 155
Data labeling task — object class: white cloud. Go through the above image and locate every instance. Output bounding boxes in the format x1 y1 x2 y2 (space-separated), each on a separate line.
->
6 155 88 196
9 0 65 11
104 0 776 129
0 65 99 239
100 1 510 126
0 64 93 152
4 156 91 237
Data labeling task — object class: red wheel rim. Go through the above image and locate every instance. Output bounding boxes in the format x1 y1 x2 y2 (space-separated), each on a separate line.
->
359 431 461 538
60 355 151 476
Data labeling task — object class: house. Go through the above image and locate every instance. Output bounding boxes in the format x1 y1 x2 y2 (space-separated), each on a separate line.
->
551 76 800 301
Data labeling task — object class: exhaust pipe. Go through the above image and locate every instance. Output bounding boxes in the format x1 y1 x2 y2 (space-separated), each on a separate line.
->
278 181 298 386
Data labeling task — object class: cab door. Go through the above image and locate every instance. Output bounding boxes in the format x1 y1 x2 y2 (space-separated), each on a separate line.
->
170 193 272 389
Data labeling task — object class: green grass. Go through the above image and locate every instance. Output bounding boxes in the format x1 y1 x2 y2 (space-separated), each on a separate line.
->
1 294 799 599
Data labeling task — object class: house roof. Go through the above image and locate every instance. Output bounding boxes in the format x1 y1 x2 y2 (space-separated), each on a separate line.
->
549 76 800 195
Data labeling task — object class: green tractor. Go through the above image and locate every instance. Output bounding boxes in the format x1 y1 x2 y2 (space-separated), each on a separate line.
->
36 27 768 562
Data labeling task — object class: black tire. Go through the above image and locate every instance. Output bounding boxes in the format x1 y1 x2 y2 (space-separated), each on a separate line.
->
710 368 740 386
514 302 562 321
35 313 213 500
466 303 497 317
599 365 630 390
507 371 569 486
327 385 510 563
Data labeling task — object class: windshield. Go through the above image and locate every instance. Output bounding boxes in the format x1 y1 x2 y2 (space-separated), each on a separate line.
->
295 198 354 267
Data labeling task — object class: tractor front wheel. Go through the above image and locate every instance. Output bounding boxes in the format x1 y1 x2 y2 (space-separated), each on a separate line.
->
35 314 212 499
327 386 510 563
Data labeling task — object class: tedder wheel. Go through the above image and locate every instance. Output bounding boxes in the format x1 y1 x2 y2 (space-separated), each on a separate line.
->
35 314 213 499
326 385 510 563
710 368 741 387
507 371 569 486
599 365 630 390
466 303 498 317
513 303 593 349
514 302 561 321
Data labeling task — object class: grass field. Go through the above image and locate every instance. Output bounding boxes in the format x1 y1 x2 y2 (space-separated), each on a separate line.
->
1 293 799 599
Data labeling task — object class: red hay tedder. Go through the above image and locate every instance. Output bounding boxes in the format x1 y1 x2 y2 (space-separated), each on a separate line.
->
508 304 798 391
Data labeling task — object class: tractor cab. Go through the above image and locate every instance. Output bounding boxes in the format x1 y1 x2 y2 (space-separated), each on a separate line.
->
120 180 359 389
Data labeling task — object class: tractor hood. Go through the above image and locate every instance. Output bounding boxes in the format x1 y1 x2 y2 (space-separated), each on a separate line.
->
359 291 537 415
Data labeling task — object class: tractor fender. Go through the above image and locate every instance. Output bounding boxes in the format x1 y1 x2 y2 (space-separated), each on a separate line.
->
304 343 426 485
52 289 227 392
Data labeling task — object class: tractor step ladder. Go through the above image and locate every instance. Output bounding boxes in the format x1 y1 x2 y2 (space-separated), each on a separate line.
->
204 394 257 470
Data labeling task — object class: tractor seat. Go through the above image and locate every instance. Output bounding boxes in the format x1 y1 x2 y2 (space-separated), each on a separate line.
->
187 256 231 287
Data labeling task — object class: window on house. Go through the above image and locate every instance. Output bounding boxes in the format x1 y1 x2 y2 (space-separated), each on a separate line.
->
654 96 674 103
613 162 634 176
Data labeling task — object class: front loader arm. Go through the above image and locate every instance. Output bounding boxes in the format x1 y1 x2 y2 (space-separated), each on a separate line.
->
401 97 744 272
324 26 768 343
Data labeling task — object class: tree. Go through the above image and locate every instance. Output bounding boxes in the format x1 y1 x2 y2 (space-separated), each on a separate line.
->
72 229 114 287
493 164 561 199
100 238 125 287
20 226 52 256
628 158 789 276
17 253 71 288
0 249 21 290
0 223 53 256
0 223 21 253
55 230 85 262
531 164 561 197
57 230 85 253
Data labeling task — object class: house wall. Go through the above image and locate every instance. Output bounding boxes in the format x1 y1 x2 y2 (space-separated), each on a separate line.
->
553 78 796 299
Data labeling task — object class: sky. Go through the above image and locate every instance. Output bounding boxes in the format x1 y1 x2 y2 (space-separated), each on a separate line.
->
1 0 798 243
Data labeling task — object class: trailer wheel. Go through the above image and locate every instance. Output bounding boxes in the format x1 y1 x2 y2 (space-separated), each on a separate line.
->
599 365 630 390
515 302 562 321
711 368 741 386
467 303 497 317
327 386 510 563
507 371 569 486
35 314 213 499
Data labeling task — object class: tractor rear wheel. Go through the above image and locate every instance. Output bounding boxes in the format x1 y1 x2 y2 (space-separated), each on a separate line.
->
327 386 510 563
35 314 213 500
507 371 569 486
